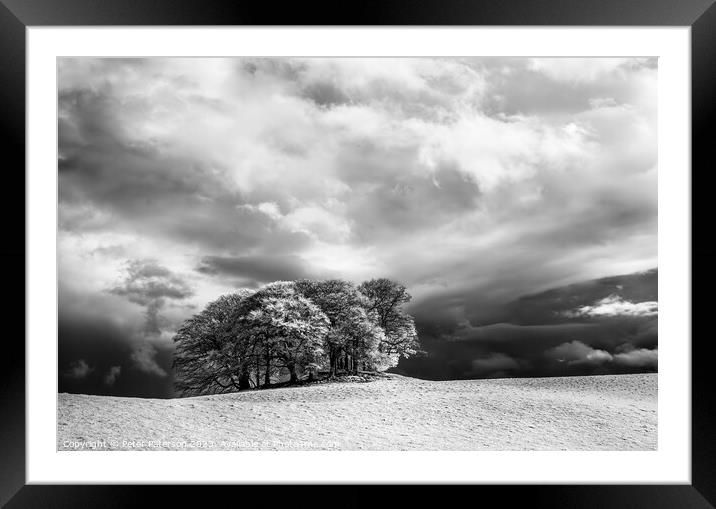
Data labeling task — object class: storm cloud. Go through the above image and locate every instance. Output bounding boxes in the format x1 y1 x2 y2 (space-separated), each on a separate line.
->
58 57 657 395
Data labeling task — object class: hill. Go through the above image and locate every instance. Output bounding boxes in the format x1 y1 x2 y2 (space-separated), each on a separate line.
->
58 373 656 451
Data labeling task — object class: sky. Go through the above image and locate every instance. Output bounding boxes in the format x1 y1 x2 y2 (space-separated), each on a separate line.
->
58 57 658 397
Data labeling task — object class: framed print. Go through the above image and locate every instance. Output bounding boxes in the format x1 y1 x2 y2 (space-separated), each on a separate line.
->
3 0 714 506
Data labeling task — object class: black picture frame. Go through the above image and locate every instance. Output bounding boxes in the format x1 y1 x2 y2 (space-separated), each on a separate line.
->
2 1 712 506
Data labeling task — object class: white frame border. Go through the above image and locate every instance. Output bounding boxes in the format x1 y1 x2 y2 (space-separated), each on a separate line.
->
27 26 690 484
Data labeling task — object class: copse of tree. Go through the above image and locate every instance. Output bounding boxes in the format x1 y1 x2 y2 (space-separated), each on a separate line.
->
172 278 420 396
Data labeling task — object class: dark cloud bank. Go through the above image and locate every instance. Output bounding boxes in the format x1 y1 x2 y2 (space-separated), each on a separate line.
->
394 269 657 381
59 311 175 398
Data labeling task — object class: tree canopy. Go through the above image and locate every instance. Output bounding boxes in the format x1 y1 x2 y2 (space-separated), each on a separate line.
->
172 278 420 396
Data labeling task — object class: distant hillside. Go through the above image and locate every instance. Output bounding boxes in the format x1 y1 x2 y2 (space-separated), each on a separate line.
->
394 269 658 380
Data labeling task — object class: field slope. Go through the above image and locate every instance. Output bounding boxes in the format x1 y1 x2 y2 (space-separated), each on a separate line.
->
58 373 656 451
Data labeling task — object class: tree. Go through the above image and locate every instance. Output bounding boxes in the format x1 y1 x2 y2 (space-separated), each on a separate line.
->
295 279 384 376
240 282 330 383
172 290 254 396
335 304 384 374
358 278 421 369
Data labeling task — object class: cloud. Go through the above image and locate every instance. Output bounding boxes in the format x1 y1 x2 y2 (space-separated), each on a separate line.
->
239 202 283 221
103 365 122 386
58 58 657 298
130 343 168 377
197 254 312 285
109 259 193 335
495 269 657 326
109 259 193 306
543 340 658 371
566 295 658 318
614 347 658 368
396 269 657 380
544 340 613 366
107 260 192 376
64 359 94 379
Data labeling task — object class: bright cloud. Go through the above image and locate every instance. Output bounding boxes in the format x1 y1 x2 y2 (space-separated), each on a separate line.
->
545 340 613 366
567 295 658 318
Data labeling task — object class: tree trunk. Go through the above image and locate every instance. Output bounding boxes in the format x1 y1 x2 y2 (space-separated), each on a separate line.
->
264 350 271 387
329 352 336 377
288 362 298 383
255 358 260 387
238 370 251 390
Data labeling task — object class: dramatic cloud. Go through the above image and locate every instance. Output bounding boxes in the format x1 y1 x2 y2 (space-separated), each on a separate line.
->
106 259 192 376
565 295 658 318
103 365 122 386
58 311 175 397
63 359 94 379
58 57 657 395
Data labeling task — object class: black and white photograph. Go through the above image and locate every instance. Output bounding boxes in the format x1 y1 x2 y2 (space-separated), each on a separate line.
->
57 56 658 452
